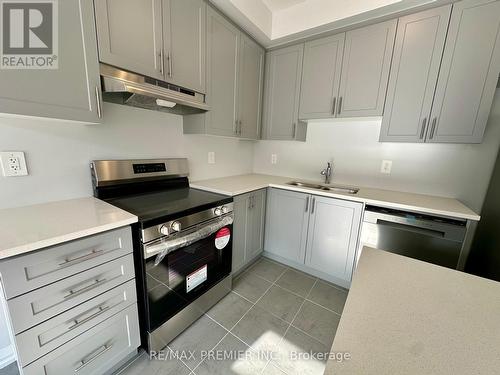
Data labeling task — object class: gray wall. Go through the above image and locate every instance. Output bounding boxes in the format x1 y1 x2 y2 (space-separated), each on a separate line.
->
0 103 254 209
253 90 500 213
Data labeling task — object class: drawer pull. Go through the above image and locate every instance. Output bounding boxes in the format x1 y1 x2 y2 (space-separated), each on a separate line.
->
74 343 113 372
64 278 107 300
59 248 106 268
68 305 110 331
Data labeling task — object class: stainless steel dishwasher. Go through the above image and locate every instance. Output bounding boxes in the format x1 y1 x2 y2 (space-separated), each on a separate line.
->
360 205 467 269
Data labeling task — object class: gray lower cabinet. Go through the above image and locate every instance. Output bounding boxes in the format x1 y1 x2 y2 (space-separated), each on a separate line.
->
0 0 102 123
299 34 345 120
428 0 500 143
94 0 163 80
233 189 267 274
380 5 452 142
262 44 306 141
337 19 397 118
265 188 363 287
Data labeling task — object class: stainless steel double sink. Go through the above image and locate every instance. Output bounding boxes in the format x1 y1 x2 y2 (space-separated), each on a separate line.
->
286 181 359 194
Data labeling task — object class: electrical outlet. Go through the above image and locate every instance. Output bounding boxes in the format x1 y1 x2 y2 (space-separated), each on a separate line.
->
208 152 216 164
0 151 28 177
271 154 278 164
380 160 392 174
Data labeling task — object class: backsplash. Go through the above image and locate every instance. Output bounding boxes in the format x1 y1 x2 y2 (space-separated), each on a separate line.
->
253 91 500 213
0 103 253 209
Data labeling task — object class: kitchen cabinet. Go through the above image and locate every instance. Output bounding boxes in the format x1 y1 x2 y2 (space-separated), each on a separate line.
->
428 0 500 143
380 6 452 142
337 20 397 118
94 0 206 93
0 0 102 123
305 196 362 284
94 0 163 80
262 44 307 141
265 188 362 287
233 189 267 274
299 34 345 119
163 0 206 93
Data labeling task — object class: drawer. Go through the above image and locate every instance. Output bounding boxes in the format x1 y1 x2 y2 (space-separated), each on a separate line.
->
16 279 137 367
0 226 133 299
23 303 140 375
8 254 135 334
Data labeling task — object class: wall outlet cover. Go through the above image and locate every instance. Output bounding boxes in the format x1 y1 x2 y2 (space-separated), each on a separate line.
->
380 160 392 174
0 151 28 177
271 154 278 164
208 152 216 164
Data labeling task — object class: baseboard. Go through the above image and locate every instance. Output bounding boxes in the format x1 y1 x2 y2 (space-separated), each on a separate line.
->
0 345 15 370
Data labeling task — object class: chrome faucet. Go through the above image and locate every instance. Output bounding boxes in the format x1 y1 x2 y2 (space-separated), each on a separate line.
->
320 162 332 184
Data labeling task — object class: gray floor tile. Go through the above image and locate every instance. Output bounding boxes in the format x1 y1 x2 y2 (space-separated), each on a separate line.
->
292 301 341 347
0 362 19 375
273 326 329 375
276 269 316 297
262 362 288 375
118 351 191 375
257 285 304 323
206 291 253 330
195 333 268 375
168 316 227 371
233 271 272 303
231 305 289 356
247 258 287 282
307 280 348 314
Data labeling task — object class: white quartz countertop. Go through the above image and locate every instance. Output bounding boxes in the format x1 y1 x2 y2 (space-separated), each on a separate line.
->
190 174 480 221
325 247 500 374
0 197 138 260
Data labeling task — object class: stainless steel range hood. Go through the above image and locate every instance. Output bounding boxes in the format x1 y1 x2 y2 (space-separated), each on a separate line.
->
100 64 209 115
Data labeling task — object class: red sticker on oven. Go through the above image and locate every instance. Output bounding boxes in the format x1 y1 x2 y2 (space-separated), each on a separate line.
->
215 227 231 249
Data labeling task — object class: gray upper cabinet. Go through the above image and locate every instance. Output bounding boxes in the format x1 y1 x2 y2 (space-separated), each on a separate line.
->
305 196 362 286
264 188 310 264
163 0 206 93
238 35 265 139
337 20 397 118
205 7 240 137
299 34 345 119
428 0 500 143
94 0 163 80
380 5 452 142
262 44 305 141
0 0 102 123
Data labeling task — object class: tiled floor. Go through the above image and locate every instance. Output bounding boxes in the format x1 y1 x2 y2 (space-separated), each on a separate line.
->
119 257 348 375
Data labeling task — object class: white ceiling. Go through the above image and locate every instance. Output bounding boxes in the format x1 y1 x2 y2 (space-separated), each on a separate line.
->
210 0 441 48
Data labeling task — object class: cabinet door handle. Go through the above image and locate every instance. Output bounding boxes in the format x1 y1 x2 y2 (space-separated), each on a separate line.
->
337 97 342 115
234 119 238 135
68 304 110 331
159 50 164 75
74 343 113 372
64 278 107 300
59 248 105 268
167 51 173 78
311 197 316 214
429 118 437 140
305 196 309 212
420 118 427 139
95 87 102 119
292 123 297 139
332 97 336 115
238 120 242 135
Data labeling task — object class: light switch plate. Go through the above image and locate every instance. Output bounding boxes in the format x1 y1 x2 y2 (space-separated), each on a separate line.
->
0 151 28 177
208 152 216 164
380 160 392 174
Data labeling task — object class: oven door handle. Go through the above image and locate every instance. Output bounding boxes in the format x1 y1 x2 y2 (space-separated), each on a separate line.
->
144 214 234 260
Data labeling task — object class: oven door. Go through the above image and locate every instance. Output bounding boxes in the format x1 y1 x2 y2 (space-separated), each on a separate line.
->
143 215 233 331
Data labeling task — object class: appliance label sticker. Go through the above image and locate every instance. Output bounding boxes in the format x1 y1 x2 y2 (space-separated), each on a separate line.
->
215 227 231 250
186 265 207 293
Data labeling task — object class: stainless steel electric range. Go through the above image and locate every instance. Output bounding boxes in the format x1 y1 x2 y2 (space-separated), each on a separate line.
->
91 158 233 353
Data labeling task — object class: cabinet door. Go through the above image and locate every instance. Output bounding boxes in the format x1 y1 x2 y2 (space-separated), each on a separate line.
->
380 6 451 142
299 34 345 119
246 189 267 261
262 44 304 140
305 196 362 285
337 20 397 117
238 34 265 140
427 0 500 143
0 0 102 123
264 189 310 264
163 0 206 93
205 7 240 137
94 0 163 80
232 193 250 274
